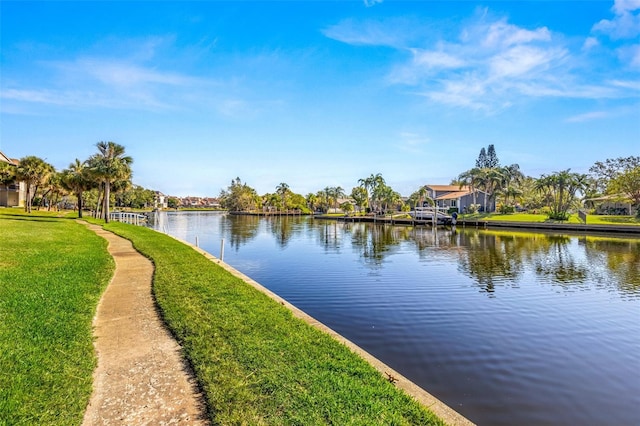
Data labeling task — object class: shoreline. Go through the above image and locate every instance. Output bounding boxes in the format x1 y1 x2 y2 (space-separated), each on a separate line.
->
312 214 640 235
159 228 475 426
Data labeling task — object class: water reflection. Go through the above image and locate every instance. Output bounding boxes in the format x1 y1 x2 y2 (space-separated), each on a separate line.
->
221 214 260 251
151 213 640 298
148 212 640 425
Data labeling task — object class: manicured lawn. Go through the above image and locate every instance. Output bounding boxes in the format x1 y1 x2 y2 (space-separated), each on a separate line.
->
0 209 113 425
102 221 444 425
461 212 640 225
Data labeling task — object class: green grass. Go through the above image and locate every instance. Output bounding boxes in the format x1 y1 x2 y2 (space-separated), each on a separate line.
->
0 209 114 425
102 221 444 425
460 212 640 225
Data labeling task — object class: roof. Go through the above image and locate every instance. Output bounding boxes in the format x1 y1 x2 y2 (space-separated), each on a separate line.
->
0 151 18 165
426 184 470 192
436 191 473 200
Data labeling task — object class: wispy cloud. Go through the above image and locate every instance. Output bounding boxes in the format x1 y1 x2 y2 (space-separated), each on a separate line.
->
363 0 383 7
1 37 224 113
592 0 640 39
565 111 611 123
329 6 639 112
322 18 418 48
397 131 430 154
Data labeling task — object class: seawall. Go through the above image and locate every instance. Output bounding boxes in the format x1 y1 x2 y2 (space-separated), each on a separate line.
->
160 230 475 426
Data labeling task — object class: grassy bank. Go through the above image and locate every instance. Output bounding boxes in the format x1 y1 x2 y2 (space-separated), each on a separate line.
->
460 212 640 225
101 221 444 425
0 210 113 425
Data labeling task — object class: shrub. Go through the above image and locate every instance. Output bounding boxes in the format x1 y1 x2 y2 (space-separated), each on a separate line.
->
497 203 515 214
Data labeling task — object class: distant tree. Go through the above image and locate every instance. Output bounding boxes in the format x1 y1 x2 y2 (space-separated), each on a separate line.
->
475 144 500 169
589 156 640 193
305 193 318 212
167 197 179 209
15 156 53 213
61 159 94 217
329 186 345 211
219 177 261 212
358 173 385 212
475 148 487 168
340 201 354 215
607 166 640 216
89 142 133 222
486 144 500 168
535 169 588 220
39 171 66 210
408 186 433 209
350 186 368 213
458 168 483 207
498 164 524 206
276 182 290 209
0 161 16 195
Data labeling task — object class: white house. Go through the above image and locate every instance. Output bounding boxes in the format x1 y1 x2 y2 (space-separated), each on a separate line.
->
0 151 25 207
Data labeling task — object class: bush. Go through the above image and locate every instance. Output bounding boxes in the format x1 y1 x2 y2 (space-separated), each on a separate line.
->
467 204 480 214
497 203 515 214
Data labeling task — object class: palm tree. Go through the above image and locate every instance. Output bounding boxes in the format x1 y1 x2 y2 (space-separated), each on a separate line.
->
276 182 290 211
535 169 588 220
306 192 318 212
458 168 482 208
62 159 94 218
408 186 433 211
350 186 368 213
499 164 524 206
330 186 345 211
40 171 66 211
14 156 53 213
0 161 16 205
90 141 133 222
481 167 504 212
358 173 385 213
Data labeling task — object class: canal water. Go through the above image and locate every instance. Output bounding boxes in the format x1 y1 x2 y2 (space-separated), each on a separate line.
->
149 211 640 426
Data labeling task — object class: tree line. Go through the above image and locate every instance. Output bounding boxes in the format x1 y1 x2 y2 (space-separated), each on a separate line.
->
220 145 640 220
0 142 152 222
3 142 638 221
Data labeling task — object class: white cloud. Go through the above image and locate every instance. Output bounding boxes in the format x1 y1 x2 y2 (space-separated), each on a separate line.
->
333 9 638 112
363 0 383 7
489 45 566 78
322 18 416 48
393 17 582 110
582 37 600 51
593 0 640 39
609 78 640 90
480 19 551 49
565 111 610 123
411 49 467 70
613 0 640 14
617 43 640 68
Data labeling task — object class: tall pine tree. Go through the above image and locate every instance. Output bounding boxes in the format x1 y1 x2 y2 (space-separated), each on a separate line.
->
486 144 500 168
475 148 487 168
476 145 500 168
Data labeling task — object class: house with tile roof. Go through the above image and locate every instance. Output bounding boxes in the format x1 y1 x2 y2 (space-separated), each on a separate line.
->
425 184 494 213
0 151 25 207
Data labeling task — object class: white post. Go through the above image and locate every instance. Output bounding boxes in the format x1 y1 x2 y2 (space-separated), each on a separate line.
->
220 238 225 262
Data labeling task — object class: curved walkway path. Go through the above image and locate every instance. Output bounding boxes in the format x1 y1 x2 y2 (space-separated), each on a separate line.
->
81 223 209 425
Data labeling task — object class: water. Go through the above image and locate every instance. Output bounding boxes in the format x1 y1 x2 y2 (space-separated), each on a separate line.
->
149 211 640 426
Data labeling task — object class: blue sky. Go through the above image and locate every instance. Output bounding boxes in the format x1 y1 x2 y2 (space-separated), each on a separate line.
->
1 1 639 197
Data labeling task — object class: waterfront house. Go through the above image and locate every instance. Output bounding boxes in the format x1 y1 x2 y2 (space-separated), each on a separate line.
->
584 194 637 216
424 184 494 213
0 151 25 207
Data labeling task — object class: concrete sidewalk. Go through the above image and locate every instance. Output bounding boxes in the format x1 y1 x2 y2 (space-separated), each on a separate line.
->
81 223 208 425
